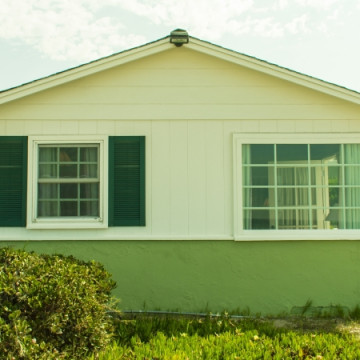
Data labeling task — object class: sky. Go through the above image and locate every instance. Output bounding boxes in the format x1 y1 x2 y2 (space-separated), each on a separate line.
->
1 0 360 93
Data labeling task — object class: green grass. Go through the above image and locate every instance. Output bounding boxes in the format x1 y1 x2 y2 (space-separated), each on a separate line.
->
88 314 360 359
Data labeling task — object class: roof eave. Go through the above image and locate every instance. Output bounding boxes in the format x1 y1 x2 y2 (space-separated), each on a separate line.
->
187 37 360 106
0 36 172 105
1 34 360 107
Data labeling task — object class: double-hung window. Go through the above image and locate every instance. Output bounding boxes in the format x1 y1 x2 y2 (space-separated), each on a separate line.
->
234 134 360 240
37 144 100 218
28 136 107 229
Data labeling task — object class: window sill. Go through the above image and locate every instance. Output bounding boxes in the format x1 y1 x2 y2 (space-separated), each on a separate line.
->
27 218 107 230
235 230 360 241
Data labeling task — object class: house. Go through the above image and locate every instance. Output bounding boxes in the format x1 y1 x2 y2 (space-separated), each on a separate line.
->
1 29 360 315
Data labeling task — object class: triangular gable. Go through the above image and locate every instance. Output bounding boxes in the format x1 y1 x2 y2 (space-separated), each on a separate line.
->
1 31 360 106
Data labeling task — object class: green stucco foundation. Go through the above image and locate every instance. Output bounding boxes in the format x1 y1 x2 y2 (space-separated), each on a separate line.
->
2 240 360 315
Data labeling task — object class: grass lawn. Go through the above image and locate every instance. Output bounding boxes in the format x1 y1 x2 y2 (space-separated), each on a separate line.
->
89 314 360 359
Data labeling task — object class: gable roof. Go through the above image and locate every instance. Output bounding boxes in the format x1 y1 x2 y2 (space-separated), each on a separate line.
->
1 30 360 106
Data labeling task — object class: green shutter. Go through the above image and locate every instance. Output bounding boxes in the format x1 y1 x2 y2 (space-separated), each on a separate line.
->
109 136 145 226
0 137 27 227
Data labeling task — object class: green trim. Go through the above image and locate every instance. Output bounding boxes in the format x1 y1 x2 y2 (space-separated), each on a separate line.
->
108 136 145 226
0 136 27 227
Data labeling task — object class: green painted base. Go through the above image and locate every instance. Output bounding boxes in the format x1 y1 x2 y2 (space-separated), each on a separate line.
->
2 240 359 315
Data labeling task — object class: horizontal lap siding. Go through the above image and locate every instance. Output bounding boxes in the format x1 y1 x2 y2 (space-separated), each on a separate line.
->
1 48 359 122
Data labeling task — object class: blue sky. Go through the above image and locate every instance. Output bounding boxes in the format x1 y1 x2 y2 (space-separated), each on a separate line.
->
1 0 360 92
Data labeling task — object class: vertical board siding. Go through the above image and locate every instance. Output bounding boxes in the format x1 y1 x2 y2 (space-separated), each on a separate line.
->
205 121 225 235
170 121 189 235
188 121 206 235
151 121 171 235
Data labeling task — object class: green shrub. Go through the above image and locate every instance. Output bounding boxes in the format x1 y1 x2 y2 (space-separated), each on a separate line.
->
0 247 117 359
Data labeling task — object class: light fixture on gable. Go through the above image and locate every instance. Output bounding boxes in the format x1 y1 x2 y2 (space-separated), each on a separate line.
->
170 29 189 46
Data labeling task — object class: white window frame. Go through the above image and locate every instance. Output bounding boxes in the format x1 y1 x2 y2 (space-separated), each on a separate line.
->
233 133 360 241
27 135 108 229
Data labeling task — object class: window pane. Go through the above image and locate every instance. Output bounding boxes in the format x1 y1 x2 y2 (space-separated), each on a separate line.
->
39 147 57 162
80 164 97 178
39 164 57 178
310 144 340 161
344 166 360 185
277 144 308 162
328 187 341 207
278 188 310 206
60 183 78 199
345 188 360 207
244 209 271 229
247 188 271 207
247 167 270 186
345 209 360 229
323 208 342 229
38 184 57 199
246 144 274 164
60 164 77 178
80 183 99 199
38 201 58 217
328 166 341 186
60 201 77 216
80 201 99 216
60 147 77 162
80 147 98 162
278 209 310 229
277 167 308 186
343 144 360 164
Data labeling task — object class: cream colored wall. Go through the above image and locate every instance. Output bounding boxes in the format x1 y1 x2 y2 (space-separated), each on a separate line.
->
0 46 360 240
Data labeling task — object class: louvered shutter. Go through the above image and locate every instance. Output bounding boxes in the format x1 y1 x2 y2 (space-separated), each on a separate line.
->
109 136 145 226
0 137 27 226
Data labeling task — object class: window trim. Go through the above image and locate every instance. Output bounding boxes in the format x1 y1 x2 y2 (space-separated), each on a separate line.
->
233 133 360 241
27 135 108 229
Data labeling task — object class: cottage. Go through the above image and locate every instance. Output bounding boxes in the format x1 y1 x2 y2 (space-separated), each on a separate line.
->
1 30 360 314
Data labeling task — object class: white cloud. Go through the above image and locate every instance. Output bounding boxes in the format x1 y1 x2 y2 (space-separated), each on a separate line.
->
295 0 341 9
285 14 309 34
0 0 146 61
0 0 356 62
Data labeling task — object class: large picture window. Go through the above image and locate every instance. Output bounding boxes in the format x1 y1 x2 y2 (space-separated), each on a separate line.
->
234 134 360 240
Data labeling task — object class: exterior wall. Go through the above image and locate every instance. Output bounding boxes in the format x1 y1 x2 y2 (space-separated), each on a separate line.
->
0 47 360 240
1 45 360 313
2 240 360 314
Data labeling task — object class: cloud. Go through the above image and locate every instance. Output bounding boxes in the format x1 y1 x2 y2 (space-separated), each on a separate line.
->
0 0 146 61
285 14 309 34
0 0 355 62
295 0 341 9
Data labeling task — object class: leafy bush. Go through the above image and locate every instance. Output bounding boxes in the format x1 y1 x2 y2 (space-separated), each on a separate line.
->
0 247 116 359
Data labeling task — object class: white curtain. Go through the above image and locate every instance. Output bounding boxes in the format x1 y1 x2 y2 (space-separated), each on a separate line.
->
343 144 360 229
277 167 309 229
242 145 252 229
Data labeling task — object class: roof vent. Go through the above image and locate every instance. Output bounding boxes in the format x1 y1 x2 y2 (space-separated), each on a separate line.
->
170 29 189 47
